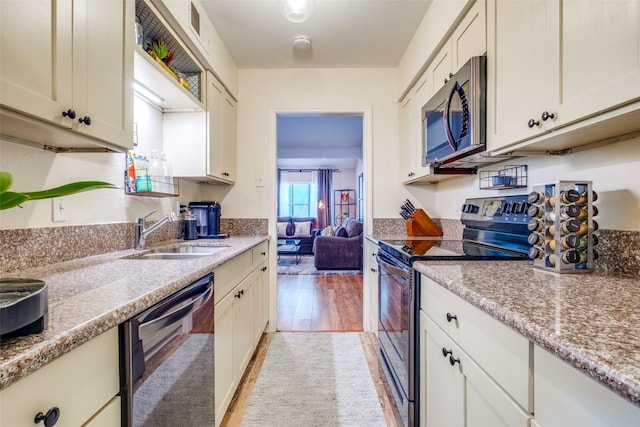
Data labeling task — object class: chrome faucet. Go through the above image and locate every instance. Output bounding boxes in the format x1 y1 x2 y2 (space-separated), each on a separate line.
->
135 209 177 250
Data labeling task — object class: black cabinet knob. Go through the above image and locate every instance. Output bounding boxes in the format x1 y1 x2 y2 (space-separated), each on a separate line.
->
261 266 267 272
446 312 457 322
449 73 454 78
541 111 555 121
370 267 377 273
79 116 91 126
261 251 266 256
449 356 461 366
528 118 540 128
442 347 453 357
62 109 76 119
35 407 60 426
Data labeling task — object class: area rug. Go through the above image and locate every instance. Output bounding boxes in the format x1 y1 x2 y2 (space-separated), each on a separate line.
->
277 255 362 275
241 332 386 426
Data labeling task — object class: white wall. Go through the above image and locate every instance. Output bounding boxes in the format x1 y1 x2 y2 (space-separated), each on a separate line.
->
211 67 415 221
429 137 640 231
0 96 201 229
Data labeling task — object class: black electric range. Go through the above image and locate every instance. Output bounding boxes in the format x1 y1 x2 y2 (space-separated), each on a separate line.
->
376 194 532 427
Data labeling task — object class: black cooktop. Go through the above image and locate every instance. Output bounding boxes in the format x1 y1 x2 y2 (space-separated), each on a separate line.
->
378 239 530 265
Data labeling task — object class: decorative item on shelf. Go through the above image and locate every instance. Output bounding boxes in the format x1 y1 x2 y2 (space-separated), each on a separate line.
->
341 191 349 202
147 39 179 82
527 180 598 274
400 199 443 236
479 165 528 189
125 152 178 197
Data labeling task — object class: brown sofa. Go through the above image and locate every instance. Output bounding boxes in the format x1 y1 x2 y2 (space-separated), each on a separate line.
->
313 217 362 270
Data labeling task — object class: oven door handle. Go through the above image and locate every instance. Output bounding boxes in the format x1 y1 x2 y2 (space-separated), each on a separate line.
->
376 254 410 280
139 279 213 340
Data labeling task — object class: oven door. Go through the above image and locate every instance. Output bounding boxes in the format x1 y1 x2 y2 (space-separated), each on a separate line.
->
377 250 413 425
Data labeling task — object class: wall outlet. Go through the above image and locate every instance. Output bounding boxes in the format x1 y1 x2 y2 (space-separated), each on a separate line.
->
52 197 69 222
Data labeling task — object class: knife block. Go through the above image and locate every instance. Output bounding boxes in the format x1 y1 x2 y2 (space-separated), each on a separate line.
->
406 209 443 236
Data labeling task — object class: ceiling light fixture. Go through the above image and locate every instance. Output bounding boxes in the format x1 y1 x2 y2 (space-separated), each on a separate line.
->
281 0 314 23
292 35 312 50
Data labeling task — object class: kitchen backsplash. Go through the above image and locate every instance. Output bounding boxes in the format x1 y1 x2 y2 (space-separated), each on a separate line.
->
0 218 268 275
372 218 640 278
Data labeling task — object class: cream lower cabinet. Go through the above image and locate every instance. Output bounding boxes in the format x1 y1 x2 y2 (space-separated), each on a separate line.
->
214 241 269 425
0 327 120 426
420 314 530 427
487 0 640 153
0 0 133 151
419 275 532 426
533 345 640 427
363 238 379 332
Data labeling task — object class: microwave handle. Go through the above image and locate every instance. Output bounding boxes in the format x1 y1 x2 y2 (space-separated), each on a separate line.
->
443 81 470 153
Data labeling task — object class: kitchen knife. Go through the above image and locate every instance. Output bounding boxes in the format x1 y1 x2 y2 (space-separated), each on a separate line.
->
406 199 416 212
400 210 410 220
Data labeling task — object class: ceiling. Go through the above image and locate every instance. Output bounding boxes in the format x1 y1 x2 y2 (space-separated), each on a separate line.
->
200 0 432 168
201 0 433 69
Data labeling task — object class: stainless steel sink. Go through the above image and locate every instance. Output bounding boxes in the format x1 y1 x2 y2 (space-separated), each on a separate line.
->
123 245 228 260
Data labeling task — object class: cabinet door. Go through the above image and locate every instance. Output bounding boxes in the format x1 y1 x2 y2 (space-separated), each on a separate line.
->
399 92 415 181
486 0 548 152
252 261 269 344
234 273 255 377
421 313 464 427
548 0 640 129
534 345 640 427
0 0 73 126
427 42 453 97
207 72 225 180
73 0 133 149
214 292 236 424
451 0 487 73
221 91 237 181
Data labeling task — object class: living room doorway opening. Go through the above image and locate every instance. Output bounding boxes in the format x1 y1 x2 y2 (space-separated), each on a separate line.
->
275 111 367 332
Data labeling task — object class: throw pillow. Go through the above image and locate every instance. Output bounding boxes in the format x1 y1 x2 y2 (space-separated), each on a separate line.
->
286 222 295 236
334 225 348 238
277 222 288 237
292 221 311 237
321 225 334 236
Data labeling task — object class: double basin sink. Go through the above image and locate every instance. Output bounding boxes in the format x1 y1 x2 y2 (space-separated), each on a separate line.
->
124 244 229 260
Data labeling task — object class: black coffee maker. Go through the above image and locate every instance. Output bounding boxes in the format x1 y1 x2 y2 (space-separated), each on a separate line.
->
188 201 227 239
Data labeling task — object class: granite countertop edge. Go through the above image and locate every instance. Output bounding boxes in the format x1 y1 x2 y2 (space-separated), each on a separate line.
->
0 235 269 391
413 261 640 408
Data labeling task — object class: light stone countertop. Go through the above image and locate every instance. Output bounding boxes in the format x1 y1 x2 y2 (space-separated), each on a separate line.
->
413 260 640 407
0 236 268 391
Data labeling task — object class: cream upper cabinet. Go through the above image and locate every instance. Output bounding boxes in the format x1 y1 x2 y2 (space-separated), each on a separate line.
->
165 71 236 184
487 0 640 153
0 0 133 151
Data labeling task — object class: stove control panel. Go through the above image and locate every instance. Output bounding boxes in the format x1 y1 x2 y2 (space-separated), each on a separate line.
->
461 194 530 226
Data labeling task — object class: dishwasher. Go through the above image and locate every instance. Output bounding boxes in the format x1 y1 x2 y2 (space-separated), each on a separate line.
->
119 273 214 427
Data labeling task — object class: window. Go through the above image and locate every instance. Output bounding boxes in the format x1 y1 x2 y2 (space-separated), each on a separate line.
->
278 171 318 217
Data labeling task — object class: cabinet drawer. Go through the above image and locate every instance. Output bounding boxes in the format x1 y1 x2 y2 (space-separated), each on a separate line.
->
252 240 269 269
214 249 252 304
0 327 119 426
421 275 532 411
83 396 121 427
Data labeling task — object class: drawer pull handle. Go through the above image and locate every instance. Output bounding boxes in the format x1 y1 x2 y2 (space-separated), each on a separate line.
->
261 251 266 256
449 356 461 366
441 347 452 358
235 289 245 298
446 312 457 322
35 407 60 426
261 266 267 272
370 267 377 273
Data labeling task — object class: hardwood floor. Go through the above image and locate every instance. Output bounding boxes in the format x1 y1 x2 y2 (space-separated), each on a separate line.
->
221 273 404 426
276 274 363 331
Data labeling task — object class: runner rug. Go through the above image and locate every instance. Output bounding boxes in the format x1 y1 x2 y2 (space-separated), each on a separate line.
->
241 332 386 426
277 255 362 275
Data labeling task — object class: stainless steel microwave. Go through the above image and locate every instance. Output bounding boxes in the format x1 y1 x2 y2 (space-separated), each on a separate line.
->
422 55 487 167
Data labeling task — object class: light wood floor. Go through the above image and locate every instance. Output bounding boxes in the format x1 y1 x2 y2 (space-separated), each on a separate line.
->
220 274 404 426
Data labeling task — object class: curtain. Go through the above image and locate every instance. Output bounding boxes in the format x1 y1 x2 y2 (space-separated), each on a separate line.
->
317 168 332 229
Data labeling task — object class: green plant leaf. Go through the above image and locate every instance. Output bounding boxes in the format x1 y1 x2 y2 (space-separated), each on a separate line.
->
0 171 13 194
21 181 118 200
0 191 29 210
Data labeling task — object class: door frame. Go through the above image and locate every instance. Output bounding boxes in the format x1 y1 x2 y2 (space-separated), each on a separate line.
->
267 106 374 332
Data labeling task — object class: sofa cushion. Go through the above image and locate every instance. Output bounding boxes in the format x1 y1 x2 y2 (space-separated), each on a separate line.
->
321 225 334 236
286 222 295 236
292 221 312 237
277 222 289 237
334 226 348 238
343 218 362 238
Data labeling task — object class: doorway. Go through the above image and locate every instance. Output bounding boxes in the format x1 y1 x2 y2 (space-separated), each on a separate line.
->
272 110 371 332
